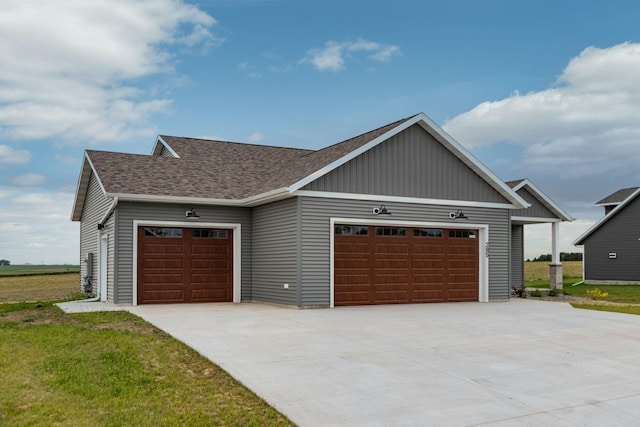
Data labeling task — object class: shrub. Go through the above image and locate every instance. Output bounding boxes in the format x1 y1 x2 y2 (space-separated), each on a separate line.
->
511 286 527 298
586 288 609 300
548 289 560 297
530 289 543 298
562 289 572 296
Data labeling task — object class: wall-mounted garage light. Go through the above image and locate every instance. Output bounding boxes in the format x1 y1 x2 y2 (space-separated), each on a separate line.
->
186 208 199 218
372 205 391 215
449 210 468 220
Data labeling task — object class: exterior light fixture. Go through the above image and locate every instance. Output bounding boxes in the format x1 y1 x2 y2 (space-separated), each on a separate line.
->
372 205 391 215
449 210 468 219
186 208 199 218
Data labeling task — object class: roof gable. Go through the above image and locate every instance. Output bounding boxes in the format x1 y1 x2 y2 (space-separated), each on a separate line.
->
507 179 574 222
574 187 640 245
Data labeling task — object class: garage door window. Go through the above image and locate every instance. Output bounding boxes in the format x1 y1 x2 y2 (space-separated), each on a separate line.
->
413 228 442 237
449 230 476 239
144 227 182 237
375 227 406 236
335 225 368 235
192 229 228 238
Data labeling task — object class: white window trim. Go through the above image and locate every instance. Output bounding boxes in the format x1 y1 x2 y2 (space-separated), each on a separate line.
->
132 220 242 306
329 217 490 308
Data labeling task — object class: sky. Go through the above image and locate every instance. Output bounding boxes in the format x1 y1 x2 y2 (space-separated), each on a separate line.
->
1 0 640 264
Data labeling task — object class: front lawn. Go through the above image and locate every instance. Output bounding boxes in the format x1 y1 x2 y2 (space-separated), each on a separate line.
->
570 303 640 316
0 302 293 426
566 284 640 304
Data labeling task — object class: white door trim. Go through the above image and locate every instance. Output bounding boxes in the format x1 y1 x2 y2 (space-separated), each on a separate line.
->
329 217 490 308
132 220 242 306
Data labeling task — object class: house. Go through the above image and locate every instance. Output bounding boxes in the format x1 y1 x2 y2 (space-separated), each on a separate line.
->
573 187 640 284
71 113 572 307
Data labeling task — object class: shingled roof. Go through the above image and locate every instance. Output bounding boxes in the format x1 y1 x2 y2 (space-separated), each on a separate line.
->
595 187 640 206
72 113 530 221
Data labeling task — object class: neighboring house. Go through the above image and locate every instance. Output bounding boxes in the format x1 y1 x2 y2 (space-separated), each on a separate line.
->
574 187 640 284
71 113 572 307
0 259 10 266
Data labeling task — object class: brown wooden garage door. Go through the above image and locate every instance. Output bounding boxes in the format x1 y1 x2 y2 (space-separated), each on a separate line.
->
137 227 233 304
334 225 478 306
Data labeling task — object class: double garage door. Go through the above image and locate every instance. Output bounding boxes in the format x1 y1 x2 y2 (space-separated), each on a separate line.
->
137 227 233 304
334 225 479 306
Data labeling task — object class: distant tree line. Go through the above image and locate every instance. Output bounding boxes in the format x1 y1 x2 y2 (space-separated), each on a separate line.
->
527 253 582 262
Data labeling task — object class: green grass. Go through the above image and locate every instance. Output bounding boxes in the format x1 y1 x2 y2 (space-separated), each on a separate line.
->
0 303 293 426
565 284 640 304
524 277 583 289
0 265 80 277
570 303 640 316
524 261 582 282
0 273 84 303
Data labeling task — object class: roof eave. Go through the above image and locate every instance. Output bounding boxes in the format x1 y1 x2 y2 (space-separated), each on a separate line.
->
512 179 575 222
70 153 108 221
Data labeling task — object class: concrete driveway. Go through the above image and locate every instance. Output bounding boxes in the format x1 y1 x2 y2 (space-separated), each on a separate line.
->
128 300 640 426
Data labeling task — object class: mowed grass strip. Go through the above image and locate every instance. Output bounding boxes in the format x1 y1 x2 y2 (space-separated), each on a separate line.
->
570 303 640 315
0 273 83 303
0 302 294 427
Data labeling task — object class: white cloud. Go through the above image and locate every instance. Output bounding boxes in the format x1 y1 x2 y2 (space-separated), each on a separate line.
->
0 0 219 144
301 38 400 71
10 173 46 187
0 145 31 164
248 132 264 143
54 154 76 164
441 42 640 247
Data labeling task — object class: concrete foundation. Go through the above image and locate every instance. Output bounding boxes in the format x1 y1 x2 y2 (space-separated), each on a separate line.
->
549 263 563 289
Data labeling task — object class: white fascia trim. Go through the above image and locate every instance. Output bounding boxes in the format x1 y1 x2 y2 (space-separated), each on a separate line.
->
132 220 242 306
71 153 109 221
112 193 245 206
511 216 562 224
99 196 119 225
573 187 640 245
242 187 291 206
329 217 490 307
294 190 517 209
416 114 529 209
594 202 619 207
151 135 180 158
288 115 422 192
512 179 574 221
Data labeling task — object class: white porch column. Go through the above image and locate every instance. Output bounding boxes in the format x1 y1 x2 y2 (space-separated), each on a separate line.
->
549 222 563 289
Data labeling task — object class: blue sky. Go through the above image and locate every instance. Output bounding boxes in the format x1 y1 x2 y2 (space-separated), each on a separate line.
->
2 0 640 264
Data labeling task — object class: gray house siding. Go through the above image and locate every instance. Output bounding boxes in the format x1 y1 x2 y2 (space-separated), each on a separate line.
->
511 224 524 288
114 202 252 304
583 197 640 282
302 124 508 204
511 188 557 219
251 198 299 305
298 196 511 306
78 172 110 294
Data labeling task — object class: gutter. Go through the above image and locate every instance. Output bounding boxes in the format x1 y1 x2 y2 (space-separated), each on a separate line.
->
98 196 119 229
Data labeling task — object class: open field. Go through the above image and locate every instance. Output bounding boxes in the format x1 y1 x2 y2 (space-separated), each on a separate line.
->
0 265 80 277
0 273 82 303
0 274 293 426
524 261 582 282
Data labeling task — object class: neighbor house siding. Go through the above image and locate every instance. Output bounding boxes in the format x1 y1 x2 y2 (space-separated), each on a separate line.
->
78 172 111 294
583 196 640 282
302 124 508 204
510 188 557 219
511 224 524 288
114 202 252 304
298 196 511 306
251 198 299 305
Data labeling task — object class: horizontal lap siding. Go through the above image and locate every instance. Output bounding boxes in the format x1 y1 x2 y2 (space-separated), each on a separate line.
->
299 197 511 306
79 173 110 293
584 197 640 282
115 202 252 304
251 198 299 305
511 224 524 289
302 124 507 204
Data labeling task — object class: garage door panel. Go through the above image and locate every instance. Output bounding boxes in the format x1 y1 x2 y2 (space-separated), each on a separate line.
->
137 227 233 304
335 225 479 306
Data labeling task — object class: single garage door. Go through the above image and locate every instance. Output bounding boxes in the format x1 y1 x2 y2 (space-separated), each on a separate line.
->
137 227 233 304
334 225 478 306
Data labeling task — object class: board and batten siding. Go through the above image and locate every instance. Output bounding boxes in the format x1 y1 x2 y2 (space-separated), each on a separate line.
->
302 124 508 204
511 224 524 288
251 198 299 305
298 196 512 306
583 196 640 282
510 187 557 219
78 172 111 293
114 202 252 304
